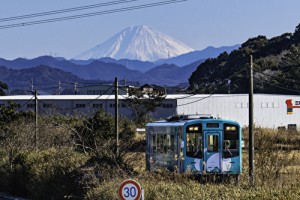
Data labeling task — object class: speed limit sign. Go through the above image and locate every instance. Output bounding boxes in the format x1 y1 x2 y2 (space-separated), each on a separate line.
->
118 179 142 200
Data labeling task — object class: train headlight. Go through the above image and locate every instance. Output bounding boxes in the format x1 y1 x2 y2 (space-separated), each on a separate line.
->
226 126 236 131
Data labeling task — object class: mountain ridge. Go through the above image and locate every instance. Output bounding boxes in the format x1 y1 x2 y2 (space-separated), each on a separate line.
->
74 25 194 61
189 22 300 94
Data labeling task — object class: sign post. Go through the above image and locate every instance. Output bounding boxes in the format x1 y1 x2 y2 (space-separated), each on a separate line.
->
118 179 142 200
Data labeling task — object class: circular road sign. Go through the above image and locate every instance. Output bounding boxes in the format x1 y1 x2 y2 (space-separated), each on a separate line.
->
118 179 142 200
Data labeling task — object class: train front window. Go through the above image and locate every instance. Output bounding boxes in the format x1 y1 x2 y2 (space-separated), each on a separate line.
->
223 124 239 158
186 124 203 159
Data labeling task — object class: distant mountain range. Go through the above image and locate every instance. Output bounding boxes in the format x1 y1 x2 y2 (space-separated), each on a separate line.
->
0 25 241 91
70 45 239 72
155 45 240 67
74 25 194 61
0 56 200 86
0 43 238 86
0 65 84 94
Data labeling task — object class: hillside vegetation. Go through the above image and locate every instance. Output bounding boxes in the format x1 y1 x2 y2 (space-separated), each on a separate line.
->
189 23 300 94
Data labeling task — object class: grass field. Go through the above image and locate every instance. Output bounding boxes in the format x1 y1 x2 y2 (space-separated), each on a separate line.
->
87 130 300 200
1 114 300 199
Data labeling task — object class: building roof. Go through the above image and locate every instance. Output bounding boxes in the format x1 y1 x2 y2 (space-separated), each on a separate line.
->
0 93 300 101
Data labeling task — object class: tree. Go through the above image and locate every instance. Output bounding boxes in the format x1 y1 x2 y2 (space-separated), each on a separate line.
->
294 23 300 44
280 44 300 76
73 110 136 181
0 101 32 131
125 88 166 124
0 81 8 96
241 35 268 51
0 102 35 172
74 109 135 157
279 44 300 93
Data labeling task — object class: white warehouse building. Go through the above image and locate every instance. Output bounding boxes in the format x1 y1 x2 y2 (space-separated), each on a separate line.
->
0 94 299 129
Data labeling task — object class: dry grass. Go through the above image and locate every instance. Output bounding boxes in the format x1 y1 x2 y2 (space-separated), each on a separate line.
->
87 129 300 199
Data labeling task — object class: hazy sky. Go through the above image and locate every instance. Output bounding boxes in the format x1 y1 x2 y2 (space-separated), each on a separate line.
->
0 0 300 60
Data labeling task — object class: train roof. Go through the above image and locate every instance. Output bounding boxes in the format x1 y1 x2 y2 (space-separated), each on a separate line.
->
146 117 240 127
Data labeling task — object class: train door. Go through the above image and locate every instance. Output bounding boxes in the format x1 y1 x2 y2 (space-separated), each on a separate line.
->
204 131 221 173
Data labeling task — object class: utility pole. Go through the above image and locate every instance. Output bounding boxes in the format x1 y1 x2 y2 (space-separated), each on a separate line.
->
115 77 119 155
74 82 78 95
30 79 34 93
226 79 231 94
34 90 38 150
249 55 254 185
58 81 61 95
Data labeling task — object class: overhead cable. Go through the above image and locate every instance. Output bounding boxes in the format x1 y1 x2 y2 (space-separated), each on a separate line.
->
177 73 247 107
0 0 138 23
0 0 188 29
253 77 300 94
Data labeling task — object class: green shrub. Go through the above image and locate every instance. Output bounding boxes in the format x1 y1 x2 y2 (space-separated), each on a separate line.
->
0 148 89 199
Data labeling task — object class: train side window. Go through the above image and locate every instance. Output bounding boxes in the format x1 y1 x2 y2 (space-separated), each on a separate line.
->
157 134 164 153
152 134 157 154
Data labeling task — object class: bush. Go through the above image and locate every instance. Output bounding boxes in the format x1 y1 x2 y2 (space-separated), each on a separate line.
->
0 148 89 199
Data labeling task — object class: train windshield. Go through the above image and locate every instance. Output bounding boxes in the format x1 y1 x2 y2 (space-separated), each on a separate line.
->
146 126 179 171
223 124 240 158
186 124 203 159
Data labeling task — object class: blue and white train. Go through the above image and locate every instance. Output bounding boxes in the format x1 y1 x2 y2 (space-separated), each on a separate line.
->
146 115 242 181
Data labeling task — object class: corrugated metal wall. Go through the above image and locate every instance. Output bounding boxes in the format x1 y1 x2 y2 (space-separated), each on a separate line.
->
1 94 300 129
176 94 300 129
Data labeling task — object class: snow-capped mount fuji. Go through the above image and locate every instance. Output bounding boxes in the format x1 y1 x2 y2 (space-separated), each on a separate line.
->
74 25 194 61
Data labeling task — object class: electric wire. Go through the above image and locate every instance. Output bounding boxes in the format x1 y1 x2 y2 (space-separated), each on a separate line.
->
176 73 247 107
0 0 188 29
253 77 300 94
15 96 35 111
117 65 248 103
0 0 138 23
253 69 300 85
173 65 249 100
37 85 115 111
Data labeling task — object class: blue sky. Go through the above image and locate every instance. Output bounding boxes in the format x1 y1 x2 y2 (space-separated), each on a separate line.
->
0 0 300 60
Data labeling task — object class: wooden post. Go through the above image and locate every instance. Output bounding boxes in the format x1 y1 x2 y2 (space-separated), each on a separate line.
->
34 90 38 150
249 55 254 185
115 77 119 155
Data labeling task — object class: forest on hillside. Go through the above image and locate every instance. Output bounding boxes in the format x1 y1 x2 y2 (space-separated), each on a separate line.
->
189 23 300 95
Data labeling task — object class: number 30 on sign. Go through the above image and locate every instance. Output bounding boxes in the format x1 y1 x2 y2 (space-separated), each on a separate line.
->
118 179 142 200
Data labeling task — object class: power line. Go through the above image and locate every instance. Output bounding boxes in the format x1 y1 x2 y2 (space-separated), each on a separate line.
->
253 77 300 94
15 96 35 111
117 65 248 104
38 85 115 111
174 65 249 101
0 0 188 30
253 69 300 85
177 74 247 107
0 0 138 23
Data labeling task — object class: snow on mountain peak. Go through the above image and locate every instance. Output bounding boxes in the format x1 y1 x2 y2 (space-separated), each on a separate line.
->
74 25 194 61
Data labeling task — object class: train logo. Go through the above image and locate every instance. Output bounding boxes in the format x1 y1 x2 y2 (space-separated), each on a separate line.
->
286 99 300 114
